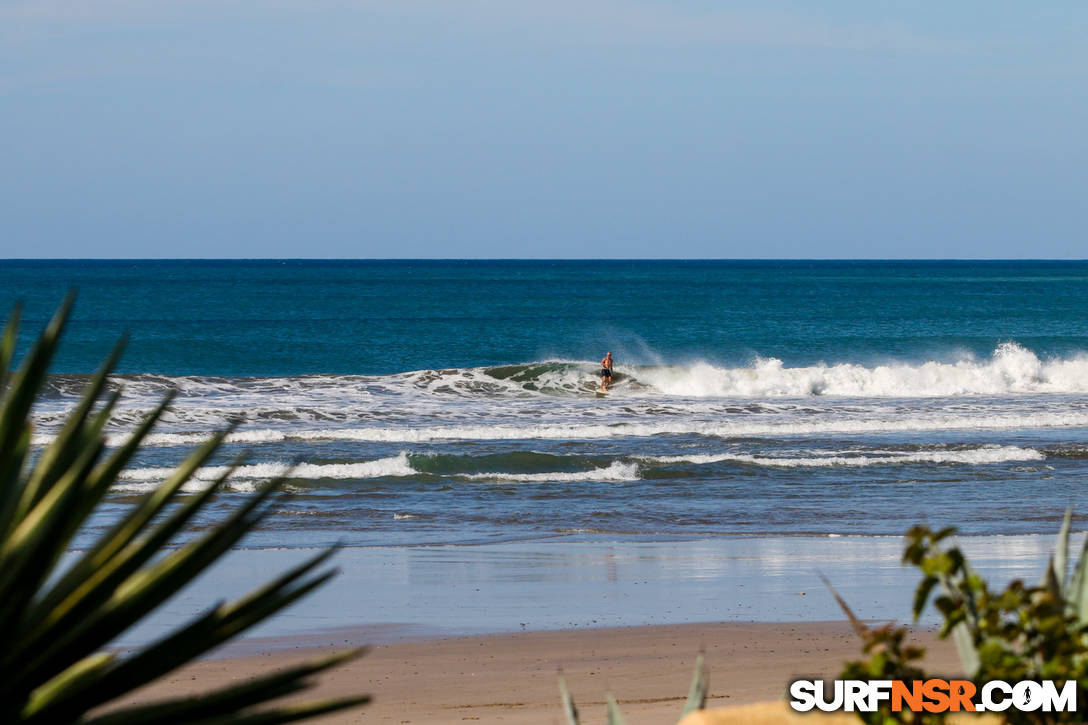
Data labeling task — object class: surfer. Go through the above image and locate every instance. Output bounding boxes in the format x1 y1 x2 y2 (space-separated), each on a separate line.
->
599 352 614 392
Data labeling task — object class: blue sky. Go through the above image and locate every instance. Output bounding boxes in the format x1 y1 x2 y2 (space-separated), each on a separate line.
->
1 1 1085 258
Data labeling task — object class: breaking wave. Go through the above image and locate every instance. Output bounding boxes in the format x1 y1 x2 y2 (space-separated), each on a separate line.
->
31 343 1088 453
634 343 1088 397
112 452 640 491
36 343 1088 413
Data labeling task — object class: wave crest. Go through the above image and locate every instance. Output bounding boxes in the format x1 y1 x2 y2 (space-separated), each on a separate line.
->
643 445 1044 468
636 343 1088 397
38 343 1088 409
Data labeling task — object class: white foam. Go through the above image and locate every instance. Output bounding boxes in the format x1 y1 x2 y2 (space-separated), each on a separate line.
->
403 344 1088 398
115 452 417 485
643 445 1043 468
28 343 1088 455
36 404 1088 451
265 411 1088 442
159 430 289 445
637 343 1088 397
461 461 640 483
112 454 639 490
33 429 291 448
109 478 262 494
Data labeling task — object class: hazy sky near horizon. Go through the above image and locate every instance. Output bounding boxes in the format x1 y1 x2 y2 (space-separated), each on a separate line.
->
2 1 1085 259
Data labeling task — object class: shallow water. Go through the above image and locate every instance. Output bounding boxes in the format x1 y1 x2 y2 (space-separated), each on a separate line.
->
110 534 1066 646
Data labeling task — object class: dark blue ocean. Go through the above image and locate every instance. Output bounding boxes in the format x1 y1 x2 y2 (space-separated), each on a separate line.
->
4 260 1088 546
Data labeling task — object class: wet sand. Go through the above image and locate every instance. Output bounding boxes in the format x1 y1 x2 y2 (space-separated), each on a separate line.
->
115 621 962 724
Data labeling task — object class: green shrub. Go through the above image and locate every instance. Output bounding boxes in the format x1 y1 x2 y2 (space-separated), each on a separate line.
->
832 513 1088 724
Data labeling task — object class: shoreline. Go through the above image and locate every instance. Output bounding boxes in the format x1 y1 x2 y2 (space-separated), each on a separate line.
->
112 621 963 724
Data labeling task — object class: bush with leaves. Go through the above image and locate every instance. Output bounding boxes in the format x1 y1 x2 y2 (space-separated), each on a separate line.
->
0 295 369 724
832 512 1088 724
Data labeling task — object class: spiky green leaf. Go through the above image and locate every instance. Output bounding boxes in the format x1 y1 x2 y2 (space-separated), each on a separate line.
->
1051 507 1073 594
680 652 708 716
1069 527 1088 625
558 674 580 725
605 693 628 725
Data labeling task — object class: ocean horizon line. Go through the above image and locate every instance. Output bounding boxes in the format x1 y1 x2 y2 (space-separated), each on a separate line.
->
2 257 1087 263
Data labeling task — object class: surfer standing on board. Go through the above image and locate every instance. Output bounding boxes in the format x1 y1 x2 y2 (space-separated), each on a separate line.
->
599 352 614 392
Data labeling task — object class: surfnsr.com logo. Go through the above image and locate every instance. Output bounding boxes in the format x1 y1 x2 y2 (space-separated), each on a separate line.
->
789 679 1078 714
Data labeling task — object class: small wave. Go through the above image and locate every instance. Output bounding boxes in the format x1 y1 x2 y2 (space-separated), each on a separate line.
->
1046 446 1088 459
113 453 639 489
643 445 1043 468
461 461 640 483
147 430 290 446
109 478 262 495
116 453 417 484
408 451 605 476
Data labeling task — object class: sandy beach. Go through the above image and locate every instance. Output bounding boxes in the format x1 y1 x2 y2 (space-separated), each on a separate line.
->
84 529 1063 723
115 621 962 724
99 534 1056 721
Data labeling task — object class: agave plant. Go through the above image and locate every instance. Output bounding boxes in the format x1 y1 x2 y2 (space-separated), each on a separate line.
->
0 295 369 724
558 653 708 725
